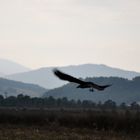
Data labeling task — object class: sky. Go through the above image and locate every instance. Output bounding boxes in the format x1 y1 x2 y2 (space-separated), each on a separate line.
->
0 0 140 71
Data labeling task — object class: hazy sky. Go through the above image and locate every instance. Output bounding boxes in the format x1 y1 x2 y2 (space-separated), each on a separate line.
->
0 0 140 71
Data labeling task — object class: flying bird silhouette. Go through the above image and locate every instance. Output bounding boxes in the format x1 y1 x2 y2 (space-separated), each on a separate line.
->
53 69 111 92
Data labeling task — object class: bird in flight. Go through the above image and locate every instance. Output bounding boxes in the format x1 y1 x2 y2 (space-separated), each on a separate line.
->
53 69 111 92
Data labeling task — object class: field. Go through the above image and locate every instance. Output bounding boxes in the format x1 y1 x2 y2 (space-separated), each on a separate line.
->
0 126 140 140
0 108 140 140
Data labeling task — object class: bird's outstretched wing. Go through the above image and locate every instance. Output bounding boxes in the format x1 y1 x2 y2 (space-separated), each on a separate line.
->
93 84 111 91
53 69 85 84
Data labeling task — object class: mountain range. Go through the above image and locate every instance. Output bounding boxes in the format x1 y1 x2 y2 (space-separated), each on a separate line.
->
0 59 30 76
0 78 47 97
44 77 140 104
0 59 140 103
6 64 140 89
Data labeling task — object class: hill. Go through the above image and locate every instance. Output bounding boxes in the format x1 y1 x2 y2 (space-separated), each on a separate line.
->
44 76 140 104
6 64 140 89
0 59 30 76
0 78 47 97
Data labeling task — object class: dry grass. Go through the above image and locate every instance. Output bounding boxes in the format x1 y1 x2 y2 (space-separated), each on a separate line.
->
0 108 140 140
0 125 139 140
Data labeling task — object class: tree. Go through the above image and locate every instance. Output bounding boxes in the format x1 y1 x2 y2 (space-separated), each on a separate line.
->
77 100 82 107
120 102 127 110
47 96 56 107
103 100 116 109
82 100 93 108
130 102 139 110
0 95 4 100
5 96 17 106
0 95 4 106
17 94 24 100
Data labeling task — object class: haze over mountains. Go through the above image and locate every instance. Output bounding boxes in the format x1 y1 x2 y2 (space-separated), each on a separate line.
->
0 59 30 76
0 59 140 103
6 64 140 89
0 78 46 97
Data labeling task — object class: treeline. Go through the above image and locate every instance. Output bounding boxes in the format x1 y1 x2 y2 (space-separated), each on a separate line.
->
0 94 140 110
1 94 140 133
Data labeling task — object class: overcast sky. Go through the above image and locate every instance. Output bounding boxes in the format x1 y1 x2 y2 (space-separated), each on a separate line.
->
0 0 140 71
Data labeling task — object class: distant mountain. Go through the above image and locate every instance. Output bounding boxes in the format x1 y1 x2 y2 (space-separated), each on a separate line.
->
6 64 140 89
0 78 47 97
0 59 30 76
44 76 140 104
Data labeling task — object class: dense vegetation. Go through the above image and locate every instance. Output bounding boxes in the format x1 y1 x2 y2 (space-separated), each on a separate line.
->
0 94 140 110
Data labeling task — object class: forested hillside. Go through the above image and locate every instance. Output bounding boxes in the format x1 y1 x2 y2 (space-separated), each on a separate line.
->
44 76 140 104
